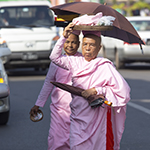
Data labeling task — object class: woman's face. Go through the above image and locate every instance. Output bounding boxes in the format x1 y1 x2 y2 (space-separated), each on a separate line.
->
82 35 101 62
64 34 80 56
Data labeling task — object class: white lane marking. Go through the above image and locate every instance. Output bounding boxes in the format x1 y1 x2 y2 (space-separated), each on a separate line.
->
128 102 150 115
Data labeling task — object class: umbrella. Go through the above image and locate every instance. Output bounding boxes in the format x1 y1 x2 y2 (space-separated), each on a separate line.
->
50 2 144 51
51 81 112 108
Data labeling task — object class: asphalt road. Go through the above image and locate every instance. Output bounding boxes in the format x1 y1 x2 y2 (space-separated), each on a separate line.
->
0 64 150 150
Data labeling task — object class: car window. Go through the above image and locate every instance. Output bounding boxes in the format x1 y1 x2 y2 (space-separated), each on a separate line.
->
0 5 54 27
130 20 150 31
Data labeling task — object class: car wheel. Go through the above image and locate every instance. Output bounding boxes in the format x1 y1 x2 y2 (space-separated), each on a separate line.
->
0 111 9 125
115 48 124 69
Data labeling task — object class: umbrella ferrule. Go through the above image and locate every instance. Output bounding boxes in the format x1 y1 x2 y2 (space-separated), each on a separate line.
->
139 43 144 54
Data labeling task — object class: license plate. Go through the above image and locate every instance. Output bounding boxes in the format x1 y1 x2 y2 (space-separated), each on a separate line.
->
22 53 38 60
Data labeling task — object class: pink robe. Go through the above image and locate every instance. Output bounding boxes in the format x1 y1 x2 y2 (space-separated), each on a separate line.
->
50 36 130 150
35 52 82 150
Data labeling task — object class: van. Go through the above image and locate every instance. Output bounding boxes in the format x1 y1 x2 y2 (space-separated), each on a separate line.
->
0 0 59 70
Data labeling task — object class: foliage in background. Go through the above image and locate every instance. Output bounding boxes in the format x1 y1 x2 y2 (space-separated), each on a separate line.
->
131 1 150 10
112 1 150 16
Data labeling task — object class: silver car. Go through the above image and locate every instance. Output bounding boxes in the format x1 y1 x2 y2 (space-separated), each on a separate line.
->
101 16 150 69
0 38 11 125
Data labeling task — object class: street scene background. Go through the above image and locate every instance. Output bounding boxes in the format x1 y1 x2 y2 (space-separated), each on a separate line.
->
1 0 150 150
0 64 150 150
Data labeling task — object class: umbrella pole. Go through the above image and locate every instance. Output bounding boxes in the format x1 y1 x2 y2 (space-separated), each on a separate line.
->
140 43 144 54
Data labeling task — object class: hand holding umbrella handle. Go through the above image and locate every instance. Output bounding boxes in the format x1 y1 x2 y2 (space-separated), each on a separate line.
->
51 81 113 108
87 94 112 108
81 88 97 99
81 88 112 107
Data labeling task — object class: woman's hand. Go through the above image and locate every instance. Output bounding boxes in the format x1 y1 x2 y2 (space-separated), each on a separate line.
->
29 105 39 117
81 88 97 99
63 22 75 38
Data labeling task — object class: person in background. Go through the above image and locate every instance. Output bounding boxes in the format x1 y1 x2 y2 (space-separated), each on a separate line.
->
30 31 81 150
50 22 130 150
33 9 53 26
2 10 10 26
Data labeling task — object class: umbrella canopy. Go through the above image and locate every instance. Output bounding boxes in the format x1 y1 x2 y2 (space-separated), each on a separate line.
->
51 81 112 108
50 2 144 47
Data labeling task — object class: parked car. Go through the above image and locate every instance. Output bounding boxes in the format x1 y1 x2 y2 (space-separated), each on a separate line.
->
0 38 11 125
0 0 59 70
101 16 150 69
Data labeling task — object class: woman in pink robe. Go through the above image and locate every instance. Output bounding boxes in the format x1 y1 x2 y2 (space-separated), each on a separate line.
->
50 23 130 150
30 33 82 150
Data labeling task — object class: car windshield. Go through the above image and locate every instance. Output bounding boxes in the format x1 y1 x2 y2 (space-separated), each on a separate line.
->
0 5 54 27
130 20 150 31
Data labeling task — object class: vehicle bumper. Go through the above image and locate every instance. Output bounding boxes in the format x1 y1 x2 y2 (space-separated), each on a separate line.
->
121 44 150 62
0 97 9 113
4 50 51 69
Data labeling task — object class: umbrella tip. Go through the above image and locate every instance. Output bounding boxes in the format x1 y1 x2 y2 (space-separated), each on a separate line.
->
140 44 144 54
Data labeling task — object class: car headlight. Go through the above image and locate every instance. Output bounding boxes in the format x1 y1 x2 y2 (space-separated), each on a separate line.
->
0 38 8 48
0 70 7 84
146 39 150 45
0 72 4 83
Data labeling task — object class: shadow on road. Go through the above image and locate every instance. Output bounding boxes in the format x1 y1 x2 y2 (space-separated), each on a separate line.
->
124 62 150 70
6 68 48 77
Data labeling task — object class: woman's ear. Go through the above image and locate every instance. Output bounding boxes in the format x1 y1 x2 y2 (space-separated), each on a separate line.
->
98 45 102 53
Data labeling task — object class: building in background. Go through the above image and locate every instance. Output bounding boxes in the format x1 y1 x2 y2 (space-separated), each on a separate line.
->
50 0 65 6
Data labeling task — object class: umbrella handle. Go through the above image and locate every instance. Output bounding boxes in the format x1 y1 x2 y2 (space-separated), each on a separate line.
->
104 100 112 106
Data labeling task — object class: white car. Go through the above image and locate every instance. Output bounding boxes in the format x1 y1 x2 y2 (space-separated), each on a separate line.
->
0 0 59 70
101 16 150 69
0 37 11 125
